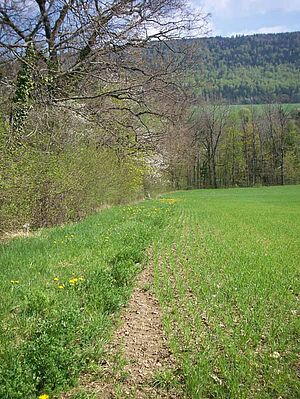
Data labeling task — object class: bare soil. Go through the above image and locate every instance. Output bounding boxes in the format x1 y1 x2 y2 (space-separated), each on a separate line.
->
69 263 182 398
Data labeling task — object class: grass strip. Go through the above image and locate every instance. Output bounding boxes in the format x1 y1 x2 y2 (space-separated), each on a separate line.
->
0 201 174 399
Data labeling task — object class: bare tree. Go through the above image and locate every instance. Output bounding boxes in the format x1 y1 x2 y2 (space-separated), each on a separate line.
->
0 0 209 149
193 103 229 188
239 107 259 186
161 106 196 189
259 104 290 185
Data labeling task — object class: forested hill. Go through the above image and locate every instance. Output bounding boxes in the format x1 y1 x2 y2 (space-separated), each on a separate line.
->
187 31 300 104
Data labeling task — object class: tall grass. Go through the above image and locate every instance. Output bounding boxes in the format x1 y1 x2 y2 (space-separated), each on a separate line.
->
0 201 172 398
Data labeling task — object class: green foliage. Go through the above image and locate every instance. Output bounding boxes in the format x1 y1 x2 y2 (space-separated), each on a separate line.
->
171 104 300 190
0 200 173 398
187 32 300 104
0 135 146 231
12 43 37 133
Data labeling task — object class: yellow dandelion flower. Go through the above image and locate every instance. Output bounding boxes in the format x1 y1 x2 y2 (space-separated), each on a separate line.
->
69 278 78 284
38 394 49 399
53 277 59 281
58 285 65 289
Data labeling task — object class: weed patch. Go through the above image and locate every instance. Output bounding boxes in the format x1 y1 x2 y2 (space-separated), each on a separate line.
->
0 201 173 398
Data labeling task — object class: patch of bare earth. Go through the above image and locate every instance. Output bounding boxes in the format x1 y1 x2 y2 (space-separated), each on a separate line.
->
69 263 182 399
0 230 38 241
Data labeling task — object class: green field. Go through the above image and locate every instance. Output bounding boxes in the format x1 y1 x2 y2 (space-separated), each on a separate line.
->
1 186 299 398
154 186 300 398
230 103 300 112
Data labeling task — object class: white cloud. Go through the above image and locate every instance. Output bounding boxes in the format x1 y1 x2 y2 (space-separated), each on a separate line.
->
203 0 231 12
228 25 293 37
196 0 300 16
240 0 300 14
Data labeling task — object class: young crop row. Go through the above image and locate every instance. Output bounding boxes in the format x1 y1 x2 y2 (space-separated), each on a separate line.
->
153 186 300 398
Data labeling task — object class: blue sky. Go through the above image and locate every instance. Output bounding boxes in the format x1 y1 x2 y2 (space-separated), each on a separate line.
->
192 0 300 36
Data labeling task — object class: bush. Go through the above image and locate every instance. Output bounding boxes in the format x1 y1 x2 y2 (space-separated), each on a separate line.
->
1 123 146 231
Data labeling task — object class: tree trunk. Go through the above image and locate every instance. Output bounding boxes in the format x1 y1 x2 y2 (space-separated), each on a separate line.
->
280 148 284 185
211 155 217 188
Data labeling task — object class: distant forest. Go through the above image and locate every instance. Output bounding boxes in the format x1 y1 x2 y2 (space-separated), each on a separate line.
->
187 32 300 104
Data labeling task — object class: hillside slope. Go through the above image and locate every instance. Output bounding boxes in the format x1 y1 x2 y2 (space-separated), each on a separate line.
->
187 32 300 104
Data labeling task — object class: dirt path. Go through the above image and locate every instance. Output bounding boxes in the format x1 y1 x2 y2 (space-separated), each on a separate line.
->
114 266 179 397
79 264 181 398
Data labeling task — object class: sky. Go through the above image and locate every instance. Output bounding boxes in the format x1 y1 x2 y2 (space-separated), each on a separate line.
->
192 0 300 37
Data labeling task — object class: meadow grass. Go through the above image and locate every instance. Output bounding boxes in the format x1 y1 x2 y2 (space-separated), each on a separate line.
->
0 201 172 398
1 186 299 398
153 186 300 398
230 103 300 112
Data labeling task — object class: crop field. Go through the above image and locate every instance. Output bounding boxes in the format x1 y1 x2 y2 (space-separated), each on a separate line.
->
230 103 300 112
153 186 300 398
1 186 299 398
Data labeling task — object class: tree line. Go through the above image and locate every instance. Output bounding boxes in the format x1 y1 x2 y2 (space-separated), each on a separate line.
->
0 2 299 233
163 104 300 190
0 0 207 232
